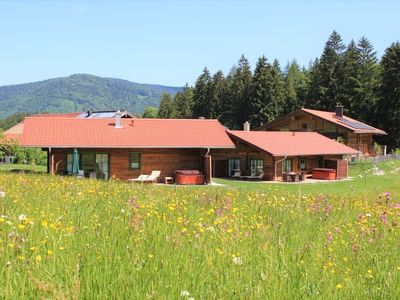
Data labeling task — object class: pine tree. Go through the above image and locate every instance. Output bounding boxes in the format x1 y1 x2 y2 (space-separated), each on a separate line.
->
249 56 271 127
312 30 346 110
376 42 400 149
338 40 361 115
157 93 173 118
306 58 321 108
283 60 309 114
192 67 212 118
229 55 252 128
208 70 227 119
356 36 380 122
172 84 194 118
249 57 285 127
268 59 285 120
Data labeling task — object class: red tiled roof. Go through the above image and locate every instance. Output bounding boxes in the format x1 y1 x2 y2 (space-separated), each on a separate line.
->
228 131 360 156
20 118 235 149
301 108 386 134
2 122 24 142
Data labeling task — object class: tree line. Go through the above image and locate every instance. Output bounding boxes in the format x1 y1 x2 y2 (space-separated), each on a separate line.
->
153 31 400 149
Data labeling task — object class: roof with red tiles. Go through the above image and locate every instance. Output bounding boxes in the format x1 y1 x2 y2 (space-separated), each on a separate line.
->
228 130 360 156
260 108 386 134
301 108 386 134
20 117 235 149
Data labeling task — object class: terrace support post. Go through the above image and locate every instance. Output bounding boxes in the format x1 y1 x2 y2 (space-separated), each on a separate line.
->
49 147 54 175
204 154 212 184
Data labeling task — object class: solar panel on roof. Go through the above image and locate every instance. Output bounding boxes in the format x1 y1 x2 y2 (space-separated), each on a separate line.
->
338 118 375 130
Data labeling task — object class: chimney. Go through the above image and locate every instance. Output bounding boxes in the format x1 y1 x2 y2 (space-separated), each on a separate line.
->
115 110 122 128
87 109 93 117
198 116 205 120
243 121 250 131
335 104 343 118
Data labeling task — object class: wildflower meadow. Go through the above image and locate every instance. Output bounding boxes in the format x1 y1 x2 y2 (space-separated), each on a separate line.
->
1 164 400 299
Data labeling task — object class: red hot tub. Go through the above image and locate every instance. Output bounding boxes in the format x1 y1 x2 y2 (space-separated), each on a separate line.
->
312 168 337 180
175 170 205 185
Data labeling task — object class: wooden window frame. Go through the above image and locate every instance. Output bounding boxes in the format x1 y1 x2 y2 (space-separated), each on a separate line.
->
299 157 307 170
129 152 141 170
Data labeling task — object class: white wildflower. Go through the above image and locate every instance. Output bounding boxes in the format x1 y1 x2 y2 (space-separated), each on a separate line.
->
366 213 371 217
18 214 27 221
233 256 243 265
188 298 195 300
180 290 190 297
0 191 5 198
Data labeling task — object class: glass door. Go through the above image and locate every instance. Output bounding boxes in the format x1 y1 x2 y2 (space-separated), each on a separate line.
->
227 158 240 177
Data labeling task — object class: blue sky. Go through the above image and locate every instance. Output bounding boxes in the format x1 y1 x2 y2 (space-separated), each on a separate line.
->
0 0 399 87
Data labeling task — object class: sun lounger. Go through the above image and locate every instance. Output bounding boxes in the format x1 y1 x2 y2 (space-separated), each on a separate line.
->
130 170 161 183
231 171 241 179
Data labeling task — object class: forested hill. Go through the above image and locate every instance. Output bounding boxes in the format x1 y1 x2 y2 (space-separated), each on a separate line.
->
0 74 182 119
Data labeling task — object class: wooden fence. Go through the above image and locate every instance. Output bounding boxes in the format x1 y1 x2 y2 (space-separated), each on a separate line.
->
364 154 400 164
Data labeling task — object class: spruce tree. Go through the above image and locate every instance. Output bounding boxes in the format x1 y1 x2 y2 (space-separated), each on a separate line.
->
172 84 194 118
338 40 361 116
312 30 345 110
229 55 252 128
208 70 227 119
250 56 272 127
268 59 285 120
157 93 173 118
376 42 400 149
192 67 212 118
283 60 309 114
356 36 380 122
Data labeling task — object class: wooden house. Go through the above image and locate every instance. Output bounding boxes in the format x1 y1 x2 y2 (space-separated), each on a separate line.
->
20 112 359 182
20 115 235 181
211 130 359 181
256 105 386 156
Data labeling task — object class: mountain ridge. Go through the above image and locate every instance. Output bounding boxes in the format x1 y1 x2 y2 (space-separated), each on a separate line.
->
0 74 182 119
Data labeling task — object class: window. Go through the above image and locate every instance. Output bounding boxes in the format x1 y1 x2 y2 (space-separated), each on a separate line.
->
283 159 293 173
299 158 307 170
250 159 263 173
66 153 73 173
129 152 141 170
65 152 109 179
227 158 240 176
96 154 109 179
302 123 308 131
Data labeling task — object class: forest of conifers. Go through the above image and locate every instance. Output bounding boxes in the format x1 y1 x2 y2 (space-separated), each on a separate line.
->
157 31 400 149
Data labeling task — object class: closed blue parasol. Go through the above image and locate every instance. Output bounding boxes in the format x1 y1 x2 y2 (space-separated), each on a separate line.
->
72 148 79 175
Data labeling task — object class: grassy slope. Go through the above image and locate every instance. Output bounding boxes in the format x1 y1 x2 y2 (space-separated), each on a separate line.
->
0 160 399 298
213 160 400 197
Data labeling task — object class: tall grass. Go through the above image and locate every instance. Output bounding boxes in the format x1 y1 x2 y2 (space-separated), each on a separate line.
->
1 172 400 299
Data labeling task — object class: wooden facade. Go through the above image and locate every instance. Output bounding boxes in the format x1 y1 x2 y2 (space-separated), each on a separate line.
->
210 139 349 181
259 112 376 156
49 148 207 181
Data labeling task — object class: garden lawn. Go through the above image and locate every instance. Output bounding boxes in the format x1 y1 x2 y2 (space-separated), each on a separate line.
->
0 164 46 173
0 160 400 298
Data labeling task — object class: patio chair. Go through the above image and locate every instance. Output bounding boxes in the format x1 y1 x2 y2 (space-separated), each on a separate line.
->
76 170 85 178
240 170 257 180
231 171 241 179
143 170 161 183
129 174 149 183
130 170 161 183
250 171 264 181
